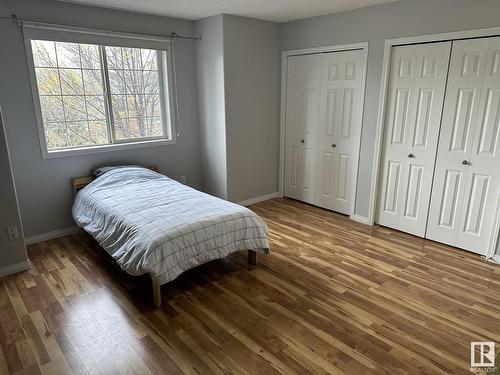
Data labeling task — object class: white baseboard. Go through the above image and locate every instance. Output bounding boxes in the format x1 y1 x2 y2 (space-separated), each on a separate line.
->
25 226 78 245
237 192 281 207
0 260 31 277
489 255 500 264
350 214 372 225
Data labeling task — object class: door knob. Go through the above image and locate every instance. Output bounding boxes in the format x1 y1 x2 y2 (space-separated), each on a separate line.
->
408 153 415 158
300 139 305 143
332 144 336 148
462 160 469 165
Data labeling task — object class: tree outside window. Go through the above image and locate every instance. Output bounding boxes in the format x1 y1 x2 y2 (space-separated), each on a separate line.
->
31 39 169 151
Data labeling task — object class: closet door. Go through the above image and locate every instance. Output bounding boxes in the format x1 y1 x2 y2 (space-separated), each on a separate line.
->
315 50 365 215
427 37 500 255
284 54 321 204
377 42 451 236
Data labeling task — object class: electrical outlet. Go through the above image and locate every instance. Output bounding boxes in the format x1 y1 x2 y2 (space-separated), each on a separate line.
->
180 175 186 184
7 226 19 240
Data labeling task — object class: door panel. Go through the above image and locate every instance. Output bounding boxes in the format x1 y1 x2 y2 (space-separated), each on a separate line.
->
457 37 500 253
315 50 364 214
463 173 490 234
302 147 317 193
284 55 320 204
412 88 433 147
383 161 402 215
426 39 487 246
477 88 500 155
303 88 317 135
287 145 299 188
422 55 438 77
403 164 423 219
427 37 500 255
460 51 481 76
336 153 349 203
449 88 476 152
317 151 335 199
340 88 354 138
325 89 337 137
437 169 463 229
377 42 452 236
391 88 411 145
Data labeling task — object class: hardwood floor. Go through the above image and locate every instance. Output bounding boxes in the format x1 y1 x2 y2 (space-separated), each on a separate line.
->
1 198 499 374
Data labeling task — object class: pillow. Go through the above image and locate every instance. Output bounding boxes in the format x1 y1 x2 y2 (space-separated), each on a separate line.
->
94 165 143 177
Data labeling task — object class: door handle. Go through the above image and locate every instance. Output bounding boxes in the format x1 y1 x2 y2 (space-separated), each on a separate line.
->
300 139 305 143
462 160 469 165
408 153 415 158
332 144 336 148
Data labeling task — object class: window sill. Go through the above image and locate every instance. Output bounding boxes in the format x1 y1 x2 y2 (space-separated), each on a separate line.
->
41 138 176 159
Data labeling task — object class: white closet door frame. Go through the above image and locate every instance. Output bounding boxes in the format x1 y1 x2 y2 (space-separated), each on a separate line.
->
369 26 500 260
279 42 369 219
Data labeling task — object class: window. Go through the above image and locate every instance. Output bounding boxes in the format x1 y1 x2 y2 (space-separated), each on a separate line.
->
27 38 174 156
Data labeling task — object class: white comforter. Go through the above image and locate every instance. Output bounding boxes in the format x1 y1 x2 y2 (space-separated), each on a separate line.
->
72 167 269 284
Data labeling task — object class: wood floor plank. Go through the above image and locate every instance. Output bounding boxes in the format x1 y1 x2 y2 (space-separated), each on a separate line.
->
0 198 499 374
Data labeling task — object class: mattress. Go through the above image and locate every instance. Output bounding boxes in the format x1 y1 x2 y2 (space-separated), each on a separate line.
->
72 167 269 285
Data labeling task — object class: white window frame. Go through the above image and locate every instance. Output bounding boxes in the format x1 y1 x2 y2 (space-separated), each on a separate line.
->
24 27 177 159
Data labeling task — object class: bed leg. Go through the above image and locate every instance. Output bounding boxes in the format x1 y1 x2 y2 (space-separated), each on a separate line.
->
152 277 161 307
248 250 257 266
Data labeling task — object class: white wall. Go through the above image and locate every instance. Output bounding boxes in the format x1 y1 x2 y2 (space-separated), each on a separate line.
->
195 15 228 199
223 15 281 202
0 108 28 270
281 0 500 221
0 0 202 237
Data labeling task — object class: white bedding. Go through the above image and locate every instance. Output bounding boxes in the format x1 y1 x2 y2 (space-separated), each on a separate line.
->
72 167 269 285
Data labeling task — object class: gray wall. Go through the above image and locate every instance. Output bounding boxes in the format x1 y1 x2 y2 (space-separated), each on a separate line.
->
0 108 28 269
195 15 228 199
195 15 281 203
223 15 281 202
281 0 500 219
0 0 202 237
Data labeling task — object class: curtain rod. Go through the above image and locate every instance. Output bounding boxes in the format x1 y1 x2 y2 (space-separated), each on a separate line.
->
0 14 201 41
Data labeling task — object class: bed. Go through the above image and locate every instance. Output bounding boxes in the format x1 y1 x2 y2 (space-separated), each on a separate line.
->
71 166 270 306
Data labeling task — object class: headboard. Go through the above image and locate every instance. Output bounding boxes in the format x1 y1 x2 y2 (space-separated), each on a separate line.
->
71 165 159 196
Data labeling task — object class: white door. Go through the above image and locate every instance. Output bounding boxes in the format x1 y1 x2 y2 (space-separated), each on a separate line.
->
315 50 365 215
427 37 500 255
284 54 321 204
377 42 451 236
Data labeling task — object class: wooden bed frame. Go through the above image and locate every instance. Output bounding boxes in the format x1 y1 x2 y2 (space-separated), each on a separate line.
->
71 165 259 307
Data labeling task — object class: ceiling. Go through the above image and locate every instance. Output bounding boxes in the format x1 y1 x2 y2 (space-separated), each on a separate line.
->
58 0 399 23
